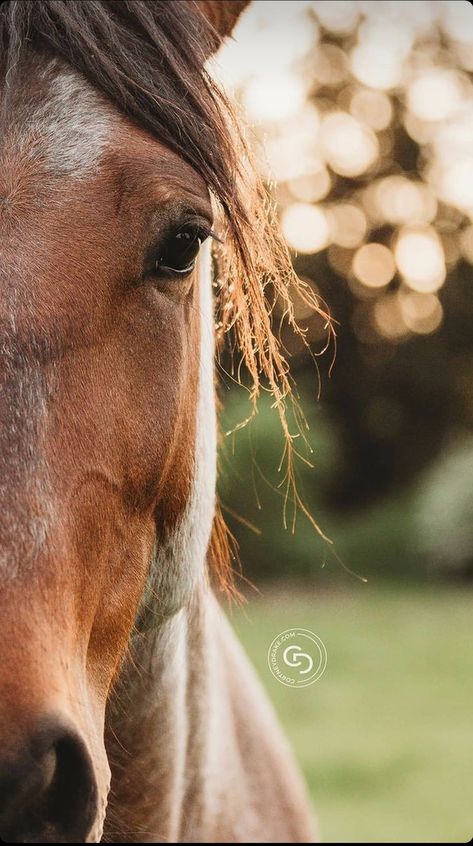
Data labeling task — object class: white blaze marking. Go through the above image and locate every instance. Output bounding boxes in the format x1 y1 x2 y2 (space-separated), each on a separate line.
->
144 241 217 619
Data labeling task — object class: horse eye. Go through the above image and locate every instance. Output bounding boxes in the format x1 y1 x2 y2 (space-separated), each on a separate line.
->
156 226 204 276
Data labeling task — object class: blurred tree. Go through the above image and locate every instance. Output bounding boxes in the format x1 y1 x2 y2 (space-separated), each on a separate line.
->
215 1 473 580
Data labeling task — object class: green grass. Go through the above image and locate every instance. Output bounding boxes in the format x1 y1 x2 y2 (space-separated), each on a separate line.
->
229 585 473 843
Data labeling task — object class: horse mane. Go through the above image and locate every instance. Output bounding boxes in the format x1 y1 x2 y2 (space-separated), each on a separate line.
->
0 0 333 594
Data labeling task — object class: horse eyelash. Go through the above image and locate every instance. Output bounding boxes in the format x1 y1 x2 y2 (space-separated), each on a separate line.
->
208 229 224 245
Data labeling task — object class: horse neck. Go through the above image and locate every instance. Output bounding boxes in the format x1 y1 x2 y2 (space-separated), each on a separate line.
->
103 243 220 842
104 586 225 843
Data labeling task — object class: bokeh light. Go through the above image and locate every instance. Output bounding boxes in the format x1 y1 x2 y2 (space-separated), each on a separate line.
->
329 203 367 249
374 177 437 226
353 243 396 288
216 0 473 345
350 87 393 131
213 1 317 87
289 166 331 202
407 69 464 122
437 159 473 217
312 1 359 35
350 42 404 90
314 43 349 86
320 112 378 177
439 0 473 44
399 290 444 335
243 71 306 122
373 293 409 341
394 227 446 293
281 203 330 254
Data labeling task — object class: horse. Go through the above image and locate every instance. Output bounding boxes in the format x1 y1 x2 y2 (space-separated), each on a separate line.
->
0 1 319 841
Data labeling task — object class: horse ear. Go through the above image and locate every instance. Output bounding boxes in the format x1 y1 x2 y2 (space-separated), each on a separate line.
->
196 0 249 46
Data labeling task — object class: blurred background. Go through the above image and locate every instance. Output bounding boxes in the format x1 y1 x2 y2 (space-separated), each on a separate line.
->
212 2 473 842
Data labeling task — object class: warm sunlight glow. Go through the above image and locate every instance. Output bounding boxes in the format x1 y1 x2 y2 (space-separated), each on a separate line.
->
373 294 409 341
438 159 473 216
350 87 393 131
395 228 446 293
374 177 437 226
312 1 359 34
215 0 469 346
330 203 367 249
399 290 444 335
353 243 396 288
282 203 330 253
350 43 403 90
289 166 331 203
214 2 317 87
440 0 473 44
320 112 378 177
244 71 306 122
265 103 321 181
407 69 464 122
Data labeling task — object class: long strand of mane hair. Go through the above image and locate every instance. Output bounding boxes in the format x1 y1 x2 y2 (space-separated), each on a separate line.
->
0 0 335 595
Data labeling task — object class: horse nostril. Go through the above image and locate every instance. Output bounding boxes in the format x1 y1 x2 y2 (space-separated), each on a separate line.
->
0 720 98 843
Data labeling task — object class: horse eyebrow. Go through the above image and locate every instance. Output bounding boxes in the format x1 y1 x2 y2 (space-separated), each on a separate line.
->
109 147 214 221
142 197 214 238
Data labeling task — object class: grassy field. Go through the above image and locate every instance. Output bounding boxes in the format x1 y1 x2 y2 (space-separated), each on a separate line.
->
230 585 473 843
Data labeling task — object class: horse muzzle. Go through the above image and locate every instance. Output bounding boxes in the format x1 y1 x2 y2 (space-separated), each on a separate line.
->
0 716 98 843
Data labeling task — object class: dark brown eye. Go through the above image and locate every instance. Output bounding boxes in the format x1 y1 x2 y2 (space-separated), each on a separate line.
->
156 226 205 276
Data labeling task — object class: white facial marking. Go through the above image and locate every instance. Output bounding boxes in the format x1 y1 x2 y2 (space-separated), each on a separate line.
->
12 61 114 177
140 240 217 622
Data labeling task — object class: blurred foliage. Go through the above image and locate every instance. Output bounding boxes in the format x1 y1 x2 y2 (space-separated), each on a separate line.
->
415 434 473 577
215 1 473 582
218 383 471 583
